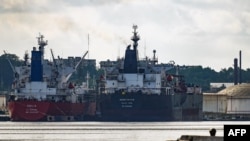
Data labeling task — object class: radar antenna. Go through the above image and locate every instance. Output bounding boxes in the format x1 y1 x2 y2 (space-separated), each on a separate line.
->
131 24 140 50
37 33 48 58
24 51 29 65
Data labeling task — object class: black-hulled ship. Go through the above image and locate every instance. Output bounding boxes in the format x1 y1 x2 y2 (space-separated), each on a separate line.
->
97 25 203 121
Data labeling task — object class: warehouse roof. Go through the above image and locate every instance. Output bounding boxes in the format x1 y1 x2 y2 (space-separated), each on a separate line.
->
217 83 250 96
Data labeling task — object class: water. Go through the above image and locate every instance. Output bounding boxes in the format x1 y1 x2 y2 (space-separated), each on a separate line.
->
0 121 248 141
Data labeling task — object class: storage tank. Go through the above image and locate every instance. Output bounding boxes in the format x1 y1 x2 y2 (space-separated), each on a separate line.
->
218 83 250 114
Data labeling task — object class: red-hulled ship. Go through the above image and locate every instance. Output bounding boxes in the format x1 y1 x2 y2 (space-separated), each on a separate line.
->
7 34 96 121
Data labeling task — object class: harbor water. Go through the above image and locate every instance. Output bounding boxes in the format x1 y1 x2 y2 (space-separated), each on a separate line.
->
0 121 248 141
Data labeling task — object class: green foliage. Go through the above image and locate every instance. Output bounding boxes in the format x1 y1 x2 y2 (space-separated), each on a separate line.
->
69 61 99 89
168 65 248 91
0 54 23 91
1 53 250 92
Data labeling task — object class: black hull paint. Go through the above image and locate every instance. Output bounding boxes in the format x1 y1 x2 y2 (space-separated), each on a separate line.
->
98 92 203 121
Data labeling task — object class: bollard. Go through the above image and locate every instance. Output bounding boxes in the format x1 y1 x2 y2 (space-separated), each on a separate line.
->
209 128 216 136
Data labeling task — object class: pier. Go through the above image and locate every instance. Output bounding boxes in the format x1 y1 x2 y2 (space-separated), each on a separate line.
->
0 115 9 121
167 128 223 141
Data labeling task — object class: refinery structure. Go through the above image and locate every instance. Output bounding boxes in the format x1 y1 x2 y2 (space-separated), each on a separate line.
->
203 50 250 120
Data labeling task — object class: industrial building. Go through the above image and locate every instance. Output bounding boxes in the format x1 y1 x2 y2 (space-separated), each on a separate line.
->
203 83 250 120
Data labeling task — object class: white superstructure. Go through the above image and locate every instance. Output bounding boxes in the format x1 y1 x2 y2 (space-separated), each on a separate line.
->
9 34 89 102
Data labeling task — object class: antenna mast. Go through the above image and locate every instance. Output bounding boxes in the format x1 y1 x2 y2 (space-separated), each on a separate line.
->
239 50 242 84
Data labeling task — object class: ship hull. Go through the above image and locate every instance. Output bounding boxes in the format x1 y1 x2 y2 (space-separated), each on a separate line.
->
8 101 96 121
8 101 50 121
98 92 203 121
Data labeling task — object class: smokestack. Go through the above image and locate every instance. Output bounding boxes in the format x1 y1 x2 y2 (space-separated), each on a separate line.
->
239 50 242 84
234 58 238 85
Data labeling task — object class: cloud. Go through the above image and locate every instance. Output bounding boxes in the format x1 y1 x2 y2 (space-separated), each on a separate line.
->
0 0 54 13
0 0 250 71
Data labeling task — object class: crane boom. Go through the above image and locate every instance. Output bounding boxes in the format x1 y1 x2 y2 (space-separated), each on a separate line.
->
50 49 57 66
65 51 89 82
3 50 16 73
74 50 88 69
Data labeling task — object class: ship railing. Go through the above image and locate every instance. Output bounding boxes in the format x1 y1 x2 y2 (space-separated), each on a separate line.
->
106 75 118 80
144 77 156 82
186 86 202 94
13 88 57 99
20 91 57 95
11 93 46 101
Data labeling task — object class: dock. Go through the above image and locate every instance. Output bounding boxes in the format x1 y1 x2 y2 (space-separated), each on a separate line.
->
0 114 10 121
167 128 223 141
168 135 223 141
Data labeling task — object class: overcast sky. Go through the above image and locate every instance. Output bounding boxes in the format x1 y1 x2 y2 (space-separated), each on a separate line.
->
1 0 250 72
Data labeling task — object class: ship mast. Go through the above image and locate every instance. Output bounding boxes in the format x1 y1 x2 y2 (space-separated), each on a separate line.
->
123 25 140 73
24 51 29 66
131 25 140 60
86 72 89 90
37 34 48 60
152 49 158 65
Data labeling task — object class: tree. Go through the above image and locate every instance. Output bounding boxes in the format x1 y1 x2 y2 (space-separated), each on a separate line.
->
0 54 22 91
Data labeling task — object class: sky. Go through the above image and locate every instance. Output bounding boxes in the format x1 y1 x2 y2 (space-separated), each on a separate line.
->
0 0 250 72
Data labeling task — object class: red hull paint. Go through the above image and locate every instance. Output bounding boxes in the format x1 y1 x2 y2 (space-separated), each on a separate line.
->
47 102 86 116
8 101 50 121
8 101 95 121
